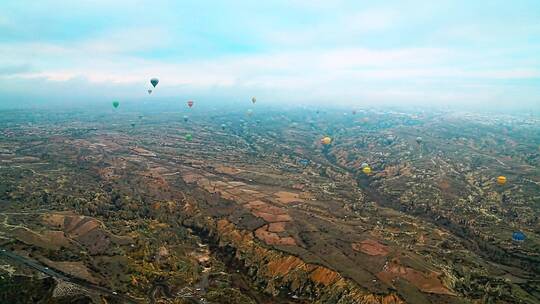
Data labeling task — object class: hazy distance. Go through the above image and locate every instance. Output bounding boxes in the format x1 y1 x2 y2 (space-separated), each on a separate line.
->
1 0 539 112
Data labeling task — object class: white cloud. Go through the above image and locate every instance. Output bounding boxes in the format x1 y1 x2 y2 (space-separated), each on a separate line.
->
346 9 398 32
78 27 172 54
4 42 538 99
1 17 539 108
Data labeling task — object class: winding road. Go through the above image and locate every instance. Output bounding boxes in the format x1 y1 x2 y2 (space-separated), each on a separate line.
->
0 248 141 304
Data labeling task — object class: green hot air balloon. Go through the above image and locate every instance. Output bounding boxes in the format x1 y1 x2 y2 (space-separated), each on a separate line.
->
221 123 226 130
150 78 159 88
185 133 193 141
112 101 120 108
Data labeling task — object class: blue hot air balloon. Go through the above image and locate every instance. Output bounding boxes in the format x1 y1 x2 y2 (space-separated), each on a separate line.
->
512 231 526 242
299 159 310 166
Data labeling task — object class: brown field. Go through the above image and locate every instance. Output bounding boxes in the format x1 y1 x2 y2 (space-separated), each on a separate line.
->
352 239 390 256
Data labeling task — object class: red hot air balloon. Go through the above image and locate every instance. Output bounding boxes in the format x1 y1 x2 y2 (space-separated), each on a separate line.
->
187 100 194 108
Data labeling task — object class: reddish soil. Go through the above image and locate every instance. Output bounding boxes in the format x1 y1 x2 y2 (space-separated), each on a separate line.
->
215 166 242 175
181 173 203 184
131 147 156 157
255 226 296 246
245 200 292 223
377 261 454 295
309 267 339 286
252 211 292 223
268 222 287 233
273 191 304 204
352 239 390 256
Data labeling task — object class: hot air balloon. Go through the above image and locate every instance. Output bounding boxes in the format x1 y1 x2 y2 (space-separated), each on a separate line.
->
361 162 369 169
362 167 372 174
187 100 194 108
416 136 423 144
497 176 507 185
299 159 310 166
321 137 332 145
252 97 257 104
185 133 192 141
130 122 135 128
150 78 159 88
112 101 120 108
138 115 144 120
221 124 226 130
148 89 152 95
352 110 357 115
512 231 526 242
183 115 189 122
247 109 253 117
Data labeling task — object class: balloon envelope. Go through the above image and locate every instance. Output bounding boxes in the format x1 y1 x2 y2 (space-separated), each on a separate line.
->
187 100 194 108
497 176 507 185
416 136 423 143
321 137 332 145
185 134 192 141
512 231 526 242
148 89 152 94
362 167 372 174
183 115 189 122
252 97 257 104
150 78 159 88
112 101 119 108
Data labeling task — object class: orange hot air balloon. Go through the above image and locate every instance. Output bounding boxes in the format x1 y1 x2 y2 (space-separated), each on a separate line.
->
497 176 507 185
321 137 332 145
187 100 194 108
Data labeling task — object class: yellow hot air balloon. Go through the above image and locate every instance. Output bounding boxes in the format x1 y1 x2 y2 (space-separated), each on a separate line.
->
497 176 507 185
362 167 372 174
321 137 332 145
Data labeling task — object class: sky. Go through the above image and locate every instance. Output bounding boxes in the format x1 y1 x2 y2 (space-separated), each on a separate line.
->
1 0 539 110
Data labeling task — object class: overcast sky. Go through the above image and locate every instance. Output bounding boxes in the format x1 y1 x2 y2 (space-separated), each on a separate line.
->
1 0 539 109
